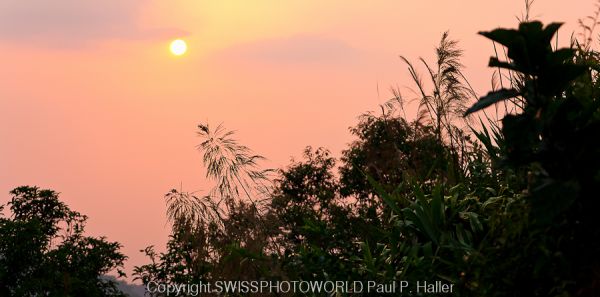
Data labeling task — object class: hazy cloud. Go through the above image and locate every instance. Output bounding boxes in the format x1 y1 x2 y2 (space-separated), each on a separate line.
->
218 34 362 65
0 0 186 47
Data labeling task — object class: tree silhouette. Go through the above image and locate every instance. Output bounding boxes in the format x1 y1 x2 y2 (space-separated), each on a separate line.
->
0 186 126 296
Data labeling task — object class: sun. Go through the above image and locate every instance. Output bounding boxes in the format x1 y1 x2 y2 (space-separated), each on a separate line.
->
170 39 187 56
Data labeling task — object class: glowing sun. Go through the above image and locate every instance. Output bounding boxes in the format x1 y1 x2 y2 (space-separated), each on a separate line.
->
170 39 187 56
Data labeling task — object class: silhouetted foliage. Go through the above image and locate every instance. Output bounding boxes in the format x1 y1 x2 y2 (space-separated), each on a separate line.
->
339 109 450 199
399 32 477 147
0 186 127 296
465 20 600 296
134 123 281 294
135 7 600 297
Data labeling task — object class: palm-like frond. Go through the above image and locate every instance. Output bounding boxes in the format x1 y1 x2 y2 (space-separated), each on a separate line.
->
163 122 274 234
164 188 223 231
196 123 273 210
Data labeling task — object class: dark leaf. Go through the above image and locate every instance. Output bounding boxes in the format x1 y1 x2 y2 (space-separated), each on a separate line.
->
464 89 520 115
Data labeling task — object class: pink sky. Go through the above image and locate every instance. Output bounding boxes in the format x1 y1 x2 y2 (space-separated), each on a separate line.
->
0 0 594 280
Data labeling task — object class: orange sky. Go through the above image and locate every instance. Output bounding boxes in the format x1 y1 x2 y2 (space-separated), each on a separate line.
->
0 0 594 281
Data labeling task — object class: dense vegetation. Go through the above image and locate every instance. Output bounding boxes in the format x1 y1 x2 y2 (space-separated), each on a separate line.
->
0 187 127 296
132 18 600 297
2 8 599 297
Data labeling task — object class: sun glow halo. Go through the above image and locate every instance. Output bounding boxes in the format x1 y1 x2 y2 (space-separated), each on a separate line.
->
170 39 187 56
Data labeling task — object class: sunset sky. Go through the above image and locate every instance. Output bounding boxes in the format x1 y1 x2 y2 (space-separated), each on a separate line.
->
0 0 594 280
